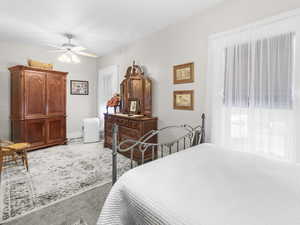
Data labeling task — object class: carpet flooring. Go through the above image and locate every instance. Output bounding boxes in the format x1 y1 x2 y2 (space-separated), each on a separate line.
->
0 142 130 223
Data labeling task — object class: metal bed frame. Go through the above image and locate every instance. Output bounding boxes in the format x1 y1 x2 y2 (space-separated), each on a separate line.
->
111 113 206 184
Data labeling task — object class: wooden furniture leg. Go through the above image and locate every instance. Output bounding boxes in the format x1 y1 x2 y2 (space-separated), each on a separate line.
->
23 150 29 171
12 153 17 165
0 154 3 176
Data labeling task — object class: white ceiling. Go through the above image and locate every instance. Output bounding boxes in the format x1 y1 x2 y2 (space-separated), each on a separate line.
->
0 0 223 57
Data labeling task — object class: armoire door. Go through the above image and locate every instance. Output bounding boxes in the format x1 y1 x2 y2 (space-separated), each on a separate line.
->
47 117 66 144
24 71 47 119
46 73 66 116
25 119 46 147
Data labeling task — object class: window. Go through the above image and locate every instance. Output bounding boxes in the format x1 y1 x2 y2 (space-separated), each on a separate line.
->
223 33 294 109
210 32 296 161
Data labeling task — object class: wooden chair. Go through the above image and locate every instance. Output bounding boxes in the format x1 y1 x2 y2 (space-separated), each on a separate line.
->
0 140 30 175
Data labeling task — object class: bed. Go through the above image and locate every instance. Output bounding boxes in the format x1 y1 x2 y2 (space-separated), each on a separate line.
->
97 115 300 225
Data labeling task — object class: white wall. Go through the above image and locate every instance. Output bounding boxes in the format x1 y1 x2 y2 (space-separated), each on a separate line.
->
0 41 98 139
97 0 300 141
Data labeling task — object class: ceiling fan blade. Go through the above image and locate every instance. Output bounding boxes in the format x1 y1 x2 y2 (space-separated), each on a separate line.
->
47 44 64 50
76 51 98 58
72 46 86 52
48 49 67 53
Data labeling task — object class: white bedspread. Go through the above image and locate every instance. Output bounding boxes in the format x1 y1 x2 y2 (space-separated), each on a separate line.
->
97 144 300 225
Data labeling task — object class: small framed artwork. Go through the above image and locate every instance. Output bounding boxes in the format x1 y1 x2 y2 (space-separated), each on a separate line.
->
128 99 140 114
70 80 89 95
173 90 194 110
173 62 194 84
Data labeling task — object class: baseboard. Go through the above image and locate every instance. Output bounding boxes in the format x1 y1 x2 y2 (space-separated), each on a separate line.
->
67 131 82 139
68 130 104 142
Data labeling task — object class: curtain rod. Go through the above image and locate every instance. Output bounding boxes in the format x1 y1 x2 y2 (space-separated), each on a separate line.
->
208 8 300 41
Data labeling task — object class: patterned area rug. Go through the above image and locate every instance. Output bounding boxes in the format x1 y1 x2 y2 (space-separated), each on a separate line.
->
0 142 131 222
72 218 88 225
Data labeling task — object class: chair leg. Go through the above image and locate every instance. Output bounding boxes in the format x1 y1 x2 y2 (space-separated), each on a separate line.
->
12 153 17 165
0 155 3 176
23 151 29 172
21 153 25 164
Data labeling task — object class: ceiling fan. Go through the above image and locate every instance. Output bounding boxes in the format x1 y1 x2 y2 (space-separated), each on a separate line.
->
48 34 98 63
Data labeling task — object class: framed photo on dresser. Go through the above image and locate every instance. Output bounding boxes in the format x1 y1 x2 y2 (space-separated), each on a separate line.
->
128 98 140 114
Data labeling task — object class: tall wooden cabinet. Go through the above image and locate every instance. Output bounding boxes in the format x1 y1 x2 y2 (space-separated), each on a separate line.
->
120 64 152 116
104 63 158 162
9 65 68 150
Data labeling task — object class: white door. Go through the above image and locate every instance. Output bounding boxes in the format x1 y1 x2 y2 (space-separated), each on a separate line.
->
98 65 119 129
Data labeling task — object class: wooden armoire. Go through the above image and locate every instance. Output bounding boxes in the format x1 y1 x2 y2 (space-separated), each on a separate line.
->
9 65 68 151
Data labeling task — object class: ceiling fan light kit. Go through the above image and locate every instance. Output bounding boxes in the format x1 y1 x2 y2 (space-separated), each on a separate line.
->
49 34 98 64
58 51 80 64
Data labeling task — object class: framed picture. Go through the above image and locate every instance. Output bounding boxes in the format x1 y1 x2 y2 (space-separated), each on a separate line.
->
128 99 140 114
173 90 194 110
173 62 194 84
70 80 89 95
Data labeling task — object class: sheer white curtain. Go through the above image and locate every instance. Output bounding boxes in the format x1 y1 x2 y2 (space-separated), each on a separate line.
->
209 16 299 162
